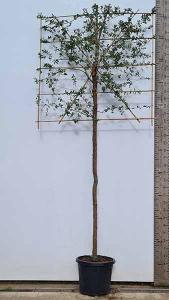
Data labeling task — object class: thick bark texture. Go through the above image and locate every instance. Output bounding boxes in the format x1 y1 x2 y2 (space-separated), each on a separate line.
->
92 63 98 257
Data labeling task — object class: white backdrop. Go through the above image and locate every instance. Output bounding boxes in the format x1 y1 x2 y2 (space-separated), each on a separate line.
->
0 0 154 281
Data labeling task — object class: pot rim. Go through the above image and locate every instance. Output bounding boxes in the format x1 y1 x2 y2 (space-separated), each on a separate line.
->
76 255 116 266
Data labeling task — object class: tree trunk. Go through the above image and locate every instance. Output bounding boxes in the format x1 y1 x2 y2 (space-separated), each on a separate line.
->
92 63 98 257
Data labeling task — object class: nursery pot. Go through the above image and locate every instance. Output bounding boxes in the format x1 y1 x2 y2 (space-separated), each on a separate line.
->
76 255 115 296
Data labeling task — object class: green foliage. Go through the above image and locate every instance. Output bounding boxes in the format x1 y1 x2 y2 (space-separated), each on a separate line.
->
36 4 152 122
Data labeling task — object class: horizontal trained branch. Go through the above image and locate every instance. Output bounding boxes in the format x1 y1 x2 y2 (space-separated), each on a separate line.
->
36 117 154 123
37 63 155 71
37 11 156 20
41 37 155 43
38 90 154 96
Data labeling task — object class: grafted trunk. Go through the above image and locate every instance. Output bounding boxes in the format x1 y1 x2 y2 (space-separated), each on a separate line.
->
92 63 98 257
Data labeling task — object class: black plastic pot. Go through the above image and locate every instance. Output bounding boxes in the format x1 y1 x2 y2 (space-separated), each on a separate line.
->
76 255 115 296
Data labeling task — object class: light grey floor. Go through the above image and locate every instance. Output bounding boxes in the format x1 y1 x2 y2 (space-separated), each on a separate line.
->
0 292 169 300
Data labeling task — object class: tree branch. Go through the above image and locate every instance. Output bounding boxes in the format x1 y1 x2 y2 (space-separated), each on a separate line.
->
58 78 89 123
100 9 140 61
97 70 140 122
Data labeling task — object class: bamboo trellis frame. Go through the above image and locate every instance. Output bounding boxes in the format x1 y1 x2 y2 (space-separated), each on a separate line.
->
36 11 156 129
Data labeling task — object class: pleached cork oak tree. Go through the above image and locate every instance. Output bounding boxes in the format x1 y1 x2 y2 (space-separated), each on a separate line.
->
36 4 152 260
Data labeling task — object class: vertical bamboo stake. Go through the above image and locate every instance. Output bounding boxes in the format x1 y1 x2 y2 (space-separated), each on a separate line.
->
151 13 154 126
37 17 42 130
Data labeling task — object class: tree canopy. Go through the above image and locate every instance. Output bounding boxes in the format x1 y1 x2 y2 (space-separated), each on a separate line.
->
36 4 152 123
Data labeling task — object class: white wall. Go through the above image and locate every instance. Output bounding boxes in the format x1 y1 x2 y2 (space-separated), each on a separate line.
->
0 0 154 281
